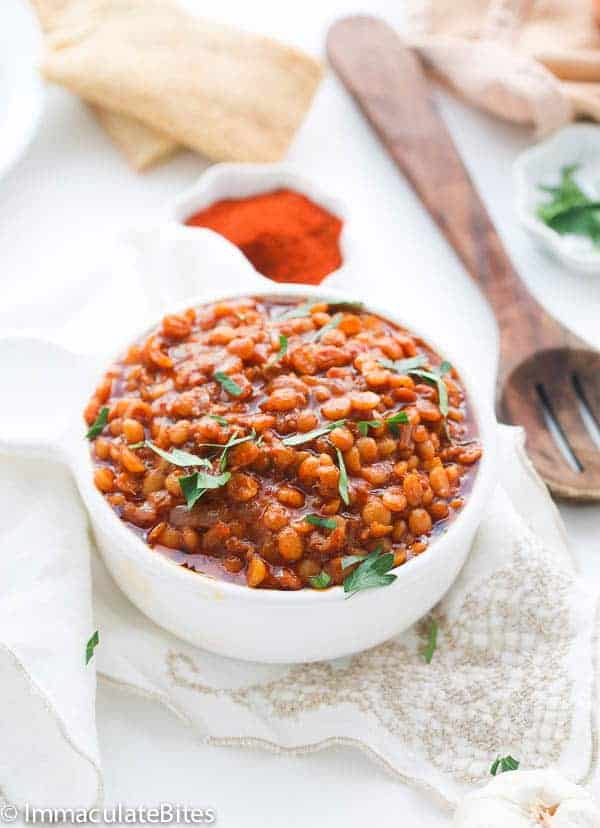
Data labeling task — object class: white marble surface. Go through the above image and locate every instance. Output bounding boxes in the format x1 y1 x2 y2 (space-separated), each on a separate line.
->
2 0 600 825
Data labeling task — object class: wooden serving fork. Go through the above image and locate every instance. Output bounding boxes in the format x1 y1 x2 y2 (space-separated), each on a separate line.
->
327 15 600 501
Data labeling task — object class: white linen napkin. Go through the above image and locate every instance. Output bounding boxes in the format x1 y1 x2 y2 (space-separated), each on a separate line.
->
0 242 597 813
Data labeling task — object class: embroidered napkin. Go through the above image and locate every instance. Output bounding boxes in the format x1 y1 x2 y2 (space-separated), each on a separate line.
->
0 263 597 813
31 0 323 170
408 0 600 135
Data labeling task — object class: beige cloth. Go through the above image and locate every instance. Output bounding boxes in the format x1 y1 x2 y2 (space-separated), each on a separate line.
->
410 0 600 134
32 0 323 170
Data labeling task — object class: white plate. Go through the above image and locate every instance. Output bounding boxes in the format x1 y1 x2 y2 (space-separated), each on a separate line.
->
0 0 44 183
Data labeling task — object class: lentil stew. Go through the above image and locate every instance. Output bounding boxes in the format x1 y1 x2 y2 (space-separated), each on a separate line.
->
85 296 482 591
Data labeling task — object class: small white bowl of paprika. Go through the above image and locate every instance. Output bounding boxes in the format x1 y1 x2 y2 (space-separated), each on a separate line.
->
160 163 358 291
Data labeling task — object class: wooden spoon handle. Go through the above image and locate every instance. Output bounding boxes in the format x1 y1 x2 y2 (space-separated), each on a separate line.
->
327 16 579 381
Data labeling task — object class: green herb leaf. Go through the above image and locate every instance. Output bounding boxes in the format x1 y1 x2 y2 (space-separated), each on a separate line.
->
343 547 397 597
85 407 109 440
133 441 211 468
179 470 231 510
276 300 319 320
306 514 338 529
378 354 428 375
309 571 332 589
537 165 600 247
268 334 288 365
490 755 520 776
357 410 409 436
341 554 367 568
282 420 346 446
423 619 438 664
208 414 229 426
307 312 343 343
334 447 350 506
85 630 99 665
214 371 243 397
409 367 450 417
196 431 256 451
216 430 257 472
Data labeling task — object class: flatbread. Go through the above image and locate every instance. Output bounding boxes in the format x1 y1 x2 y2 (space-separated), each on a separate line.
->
36 0 323 169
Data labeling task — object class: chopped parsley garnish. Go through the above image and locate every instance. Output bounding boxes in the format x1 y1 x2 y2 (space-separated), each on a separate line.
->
343 547 397 597
214 371 243 397
179 470 231 510
282 420 346 446
334 447 350 505
130 441 211 468
216 430 257 472
309 571 332 589
276 298 363 321
378 354 428 375
307 312 343 342
490 755 520 776
423 619 438 663
276 300 319 320
409 362 451 417
207 414 229 426
268 334 288 365
357 410 409 436
341 553 367 569
306 515 337 530
537 164 600 246
85 407 109 439
85 630 99 665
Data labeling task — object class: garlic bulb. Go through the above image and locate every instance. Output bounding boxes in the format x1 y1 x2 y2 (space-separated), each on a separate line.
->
453 770 600 827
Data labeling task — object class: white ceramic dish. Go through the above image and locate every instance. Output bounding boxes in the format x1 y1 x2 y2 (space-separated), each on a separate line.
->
0 0 44 184
514 124 600 274
0 229 496 663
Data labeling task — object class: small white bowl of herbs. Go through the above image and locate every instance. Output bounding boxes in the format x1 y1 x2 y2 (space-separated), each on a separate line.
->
514 124 600 274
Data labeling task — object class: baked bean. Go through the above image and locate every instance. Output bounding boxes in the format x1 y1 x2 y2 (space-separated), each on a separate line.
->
350 391 381 412
87 296 481 591
94 467 114 493
276 485 305 508
278 527 303 561
321 396 351 420
356 437 378 464
329 426 354 452
227 473 259 501
408 508 432 536
382 487 407 512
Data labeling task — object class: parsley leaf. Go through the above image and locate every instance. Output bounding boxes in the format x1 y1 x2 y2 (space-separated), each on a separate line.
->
268 334 288 365
341 554 366 568
276 300 319 320
179 470 231 509
334 447 350 505
131 441 211 468
85 630 99 665
490 755 520 776
208 414 229 426
306 515 337 529
423 619 438 663
85 407 109 439
214 371 243 397
309 571 332 589
378 355 428 374
307 312 343 343
357 410 409 436
216 430 257 472
282 420 346 446
409 365 451 417
343 547 397 597
537 165 600 247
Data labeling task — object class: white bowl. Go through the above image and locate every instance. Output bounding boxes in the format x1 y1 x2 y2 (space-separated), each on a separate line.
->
161 161 359 289
514 124 600 274
0 230 497 663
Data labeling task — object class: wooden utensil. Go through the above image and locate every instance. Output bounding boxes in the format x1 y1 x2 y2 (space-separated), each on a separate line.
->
327 15 600 501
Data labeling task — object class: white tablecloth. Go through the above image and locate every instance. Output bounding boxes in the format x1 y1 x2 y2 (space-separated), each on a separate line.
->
2 0 600 825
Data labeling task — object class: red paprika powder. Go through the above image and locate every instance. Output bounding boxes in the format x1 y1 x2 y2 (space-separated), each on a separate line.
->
185 189 343 285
